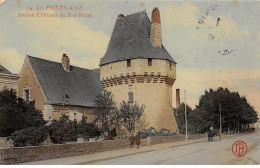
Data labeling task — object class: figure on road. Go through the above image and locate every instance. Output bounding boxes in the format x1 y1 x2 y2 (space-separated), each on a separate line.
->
130 134 135 148
135 132 141 149
208 127 220 142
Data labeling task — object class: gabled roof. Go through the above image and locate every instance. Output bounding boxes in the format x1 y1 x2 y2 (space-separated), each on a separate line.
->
27 56 102 107
100 11 176 66
0 65 12 74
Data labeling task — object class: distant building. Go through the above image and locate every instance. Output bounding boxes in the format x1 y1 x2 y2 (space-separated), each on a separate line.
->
18 54 102 124
0 65 19 91
100 8 178 132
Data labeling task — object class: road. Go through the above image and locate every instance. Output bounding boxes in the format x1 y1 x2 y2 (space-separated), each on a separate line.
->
92 129 260 165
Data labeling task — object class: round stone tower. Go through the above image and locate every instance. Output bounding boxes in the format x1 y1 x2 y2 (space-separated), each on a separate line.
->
99 8 178 132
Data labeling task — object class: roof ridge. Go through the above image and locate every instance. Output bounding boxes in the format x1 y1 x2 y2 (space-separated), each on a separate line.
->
27 55 96 72
122 10 146 19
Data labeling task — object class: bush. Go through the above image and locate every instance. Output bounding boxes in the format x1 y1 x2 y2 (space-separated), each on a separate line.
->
48 114 77 144
77 116 102 139
140 127 177 139
48 115 101 144
10 126 48 147
0 88 46 137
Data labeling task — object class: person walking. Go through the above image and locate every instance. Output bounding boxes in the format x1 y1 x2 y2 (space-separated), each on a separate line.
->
135 132 141 149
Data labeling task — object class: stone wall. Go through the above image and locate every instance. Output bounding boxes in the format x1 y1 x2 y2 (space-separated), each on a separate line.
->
18 57 46 111
100 59 177 131
0 138 13 149
0 134 206 165
0 73 19 91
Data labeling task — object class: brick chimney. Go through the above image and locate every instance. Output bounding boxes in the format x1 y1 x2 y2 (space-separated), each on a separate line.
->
176 89 180 108
117 14 124 19
62 53 70 72
150 7 162 48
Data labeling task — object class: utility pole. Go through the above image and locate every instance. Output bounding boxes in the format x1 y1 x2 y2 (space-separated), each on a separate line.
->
219 104 222 140
184 90 188 140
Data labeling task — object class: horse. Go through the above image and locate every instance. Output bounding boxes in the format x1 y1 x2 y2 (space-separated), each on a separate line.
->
208 129 220 142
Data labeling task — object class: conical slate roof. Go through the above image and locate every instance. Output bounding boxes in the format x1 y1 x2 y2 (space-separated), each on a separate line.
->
100 11 176 66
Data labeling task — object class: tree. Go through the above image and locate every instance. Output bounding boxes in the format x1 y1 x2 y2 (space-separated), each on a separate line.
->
119 101 147 135
93 90 120 139
174 103 200 134
48 114 78 143
0 88 46 137
194 87 258 133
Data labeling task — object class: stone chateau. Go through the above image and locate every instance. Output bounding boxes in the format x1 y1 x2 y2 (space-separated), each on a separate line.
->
100 8 177 131
9 8 178 131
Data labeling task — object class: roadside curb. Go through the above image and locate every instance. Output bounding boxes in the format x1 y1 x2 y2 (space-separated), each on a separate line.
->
76 137 208 164
20 133 237 165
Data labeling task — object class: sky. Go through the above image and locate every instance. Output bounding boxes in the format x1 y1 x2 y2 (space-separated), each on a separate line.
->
0 0 259 115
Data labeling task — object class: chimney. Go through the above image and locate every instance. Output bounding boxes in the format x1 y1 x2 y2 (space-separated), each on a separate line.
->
176 89 180 108
117 14 124 19
62 53 70 72
150 7 162 48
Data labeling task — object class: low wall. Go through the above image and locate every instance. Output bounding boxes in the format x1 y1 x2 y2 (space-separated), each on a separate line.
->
0 134 207 165
0 138 13 149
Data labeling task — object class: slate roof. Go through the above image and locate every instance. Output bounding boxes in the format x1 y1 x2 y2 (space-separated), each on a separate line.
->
100 11 176 66
0 65 12 74
27 56 102 107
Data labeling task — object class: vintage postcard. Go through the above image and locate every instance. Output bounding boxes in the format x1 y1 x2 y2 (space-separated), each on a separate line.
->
0 0 259 165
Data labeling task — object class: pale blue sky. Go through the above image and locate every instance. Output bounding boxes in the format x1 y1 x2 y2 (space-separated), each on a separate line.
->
0 0 259 113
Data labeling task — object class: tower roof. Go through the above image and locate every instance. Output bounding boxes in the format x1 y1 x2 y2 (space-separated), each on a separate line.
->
100 10 176 66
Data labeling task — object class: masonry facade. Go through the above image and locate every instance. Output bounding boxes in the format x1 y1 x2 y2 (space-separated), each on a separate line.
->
100 8 178 132
18 55 102 124
0 65 19 91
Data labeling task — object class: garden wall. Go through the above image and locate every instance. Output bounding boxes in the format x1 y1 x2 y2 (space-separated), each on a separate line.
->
0 134 206 165
0 138 13 149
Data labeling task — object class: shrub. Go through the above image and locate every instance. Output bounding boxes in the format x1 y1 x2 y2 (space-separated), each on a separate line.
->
140 127 177 139
0 88 46 137
77 116 102 139
48 114 77 144
10 126 48 147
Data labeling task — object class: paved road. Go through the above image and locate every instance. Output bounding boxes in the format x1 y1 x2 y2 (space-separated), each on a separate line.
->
92 129 260 165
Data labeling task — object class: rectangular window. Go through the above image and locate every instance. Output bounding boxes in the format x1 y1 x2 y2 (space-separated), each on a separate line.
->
128 84 133 103
128 84 133 92
74 113 77 121
148 58 152 66
128 92 134 103
127 59 131 67
24 89 30 102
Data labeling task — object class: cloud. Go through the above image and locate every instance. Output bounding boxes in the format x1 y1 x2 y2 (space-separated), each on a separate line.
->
161 2 244 38
0 48 24 74
162 2 260 114
161 2 199 28
15 9 110 69
173 67 260 113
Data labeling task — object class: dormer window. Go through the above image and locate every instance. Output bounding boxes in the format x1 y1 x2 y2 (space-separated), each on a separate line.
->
148 58 152 66
127 59 131 67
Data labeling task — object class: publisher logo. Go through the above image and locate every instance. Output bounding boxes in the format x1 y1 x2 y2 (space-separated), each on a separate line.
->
232 141 248 157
